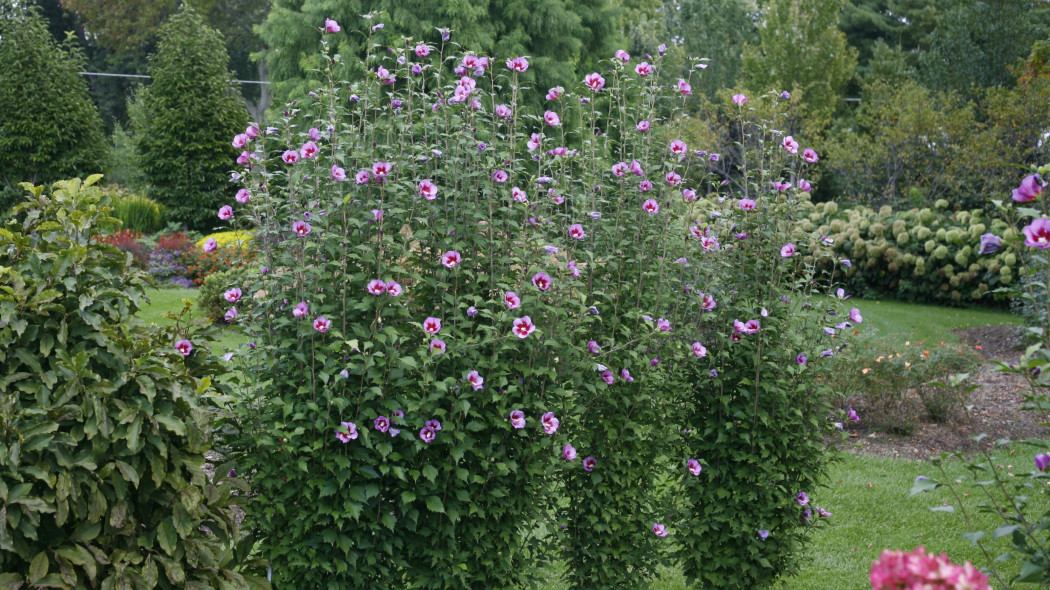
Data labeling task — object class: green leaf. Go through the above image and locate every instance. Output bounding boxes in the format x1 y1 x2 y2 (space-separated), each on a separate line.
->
962 531 985 546
930 505 954 513
908 478 938 497
425 496 444 514
28 551 48 584
422 464 438 483
157 519 177 556
1017 560 1045 583
993 524 1019 539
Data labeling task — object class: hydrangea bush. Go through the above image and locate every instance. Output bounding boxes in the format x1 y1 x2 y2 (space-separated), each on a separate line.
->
216 20 864 588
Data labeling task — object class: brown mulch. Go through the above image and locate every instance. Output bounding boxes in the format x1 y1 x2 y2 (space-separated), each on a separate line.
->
843 325 1050 460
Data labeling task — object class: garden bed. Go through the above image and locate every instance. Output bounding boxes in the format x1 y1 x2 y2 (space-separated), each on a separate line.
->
845 325 1046 459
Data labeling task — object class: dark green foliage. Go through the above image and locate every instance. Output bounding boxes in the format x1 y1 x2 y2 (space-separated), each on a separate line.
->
197 268 250 322
136 5 247 232
257 0 621 114
106 187 166 234
919 0 1050 98
663 0 756 98
0 176 268 589
840 0 948 75
742 0 857 124
0 2 106 214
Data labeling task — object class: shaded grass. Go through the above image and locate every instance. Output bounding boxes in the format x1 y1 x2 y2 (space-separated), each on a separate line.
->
139 287 248 351
857 298 1022 346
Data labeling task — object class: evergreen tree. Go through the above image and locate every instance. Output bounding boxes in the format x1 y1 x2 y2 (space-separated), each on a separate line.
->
741 0 857 123
136 5 247 231
920 0 1050 98
0 1 106 212
664 0 757 98
257 0 621 113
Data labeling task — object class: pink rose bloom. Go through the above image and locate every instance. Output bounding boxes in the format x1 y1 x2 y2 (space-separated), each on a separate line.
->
245 125 259 138
670 139 687 155
738 198 757 211
313 316 331 332
292 220 311 236
331 165 346 181
652 523 668 537
422 317 442 334
700 293 717 311
630 160 644 176
802 148 819 163
615 49 630 62
334 421 358 444
568 224 586 240
582 456 597 471
511 186 528 202
282 150 299 164
235 188 251 203
544 110 561 126
677 78 692 94
367 279 386 296
430 340 446 355
612 161 629 177
224 308 238 322
635 62 652 76
666 171 682 186
562 444 577 461
531 272 552 291
849 307 863 323
324 18 340 34
504 291 521 309
232 133 248 149
527 133 541 152
174 339 193 356
692 342 707 358
1024 218 1050 248
386 281 403 297
642 199 659 214
217 205 233 220
584 72 605 91
1013 174 1045 202
292 301 308 317
732 93 747 105
414 44 430 57
372 161 391 177
636 120 650 132
223 287 242 303
506 56 529 72
782 135 799 154
442 250 461 268
780 243 796 258
495 104 512 118
419 426 436 443
510 409 526 429
512 316 536 338
418 179 437 200
541 412 559 434
467 370 484 390
355 170 370 184
687 459 702 476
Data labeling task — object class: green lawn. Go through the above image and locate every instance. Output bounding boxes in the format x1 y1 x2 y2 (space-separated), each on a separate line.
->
857 297 1022 346
139 287 248 351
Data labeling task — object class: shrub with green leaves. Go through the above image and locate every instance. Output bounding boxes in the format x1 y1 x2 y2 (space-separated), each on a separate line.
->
794 199 1020 305
104 185 166 234
0 176 267 589
215 20 863 589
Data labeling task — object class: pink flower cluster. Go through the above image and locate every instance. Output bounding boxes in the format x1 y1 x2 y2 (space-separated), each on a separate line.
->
869 546 989 590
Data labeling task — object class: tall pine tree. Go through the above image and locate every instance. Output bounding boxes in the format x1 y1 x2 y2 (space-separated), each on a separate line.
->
0 1 106 212
136 5 247 231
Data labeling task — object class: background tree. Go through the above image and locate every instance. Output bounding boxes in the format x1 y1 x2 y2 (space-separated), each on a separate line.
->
0 1 106 213
136 5 247 231
257 0 621 113
919 0 1050 99
840 0 947 77
663 0 757 98
741 0 857 125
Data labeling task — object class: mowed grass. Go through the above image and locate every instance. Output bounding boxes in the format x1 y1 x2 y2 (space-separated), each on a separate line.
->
138 287 248 351
856 297 1022 346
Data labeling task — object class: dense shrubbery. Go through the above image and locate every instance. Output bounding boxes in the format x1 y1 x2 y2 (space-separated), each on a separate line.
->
211 21 863 588
0 176 267 589
103 185 166 234
792 198 1018 305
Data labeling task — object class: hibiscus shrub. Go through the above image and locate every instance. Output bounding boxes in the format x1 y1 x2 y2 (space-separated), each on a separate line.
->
0 177 266 588
216 21 863 589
